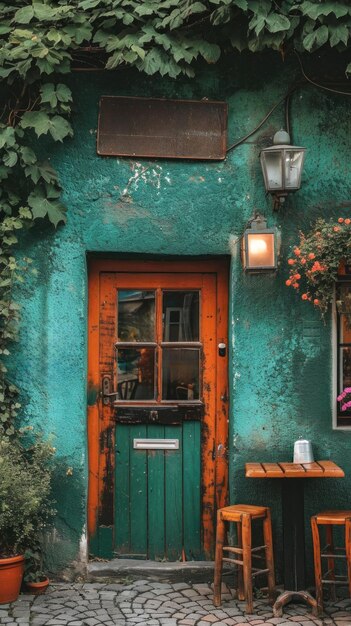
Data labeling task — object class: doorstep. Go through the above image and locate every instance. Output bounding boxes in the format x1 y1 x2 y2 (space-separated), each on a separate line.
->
88 559 232 583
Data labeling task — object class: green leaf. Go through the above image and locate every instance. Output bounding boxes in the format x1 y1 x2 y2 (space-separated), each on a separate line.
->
28 188 67 227
211 6 231 25
25 161 58 184
34 4 58 20
0 24 11 35
15 6 34 24
233 0 248 8
0 127 17 150
300 1 349 20
3 151 18 168
78 0 101 8
40 83 57 108
56 84 72 103
265 13 291 34
20 146 37 166
329 24 349 47
303 25 329 51
20 112 73 142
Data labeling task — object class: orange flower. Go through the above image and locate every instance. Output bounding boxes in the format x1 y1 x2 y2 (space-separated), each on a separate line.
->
294 248 301 256
288 259 296 265
334 226 340 232
311 261 323 272
338 218 344 223
301 293 308 300
292 283 299 289
313 299 319 306
285 279 292 286
295 273 301 280
345 219 351 225
301 258 306 265
308 253 315 260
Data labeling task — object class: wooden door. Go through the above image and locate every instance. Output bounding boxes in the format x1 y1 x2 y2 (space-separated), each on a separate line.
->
88 259 228 560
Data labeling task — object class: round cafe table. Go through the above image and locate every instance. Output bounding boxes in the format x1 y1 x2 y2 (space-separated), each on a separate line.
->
245 460 345 617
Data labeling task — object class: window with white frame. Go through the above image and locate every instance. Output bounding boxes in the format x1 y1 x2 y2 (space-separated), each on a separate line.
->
336 280 351 427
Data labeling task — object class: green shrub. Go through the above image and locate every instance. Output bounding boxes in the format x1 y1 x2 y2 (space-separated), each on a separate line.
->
0 434 55 556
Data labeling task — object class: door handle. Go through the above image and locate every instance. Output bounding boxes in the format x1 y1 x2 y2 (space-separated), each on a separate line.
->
101 375 119 405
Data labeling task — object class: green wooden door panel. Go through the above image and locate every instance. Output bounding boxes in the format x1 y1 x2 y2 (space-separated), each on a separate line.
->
115 424 130 553
183 421 201 559
147 425 166 560
114 422 201 560
130 425 148 557
165 425 182 560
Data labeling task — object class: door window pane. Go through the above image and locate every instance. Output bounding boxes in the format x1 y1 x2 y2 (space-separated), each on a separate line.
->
163 291 199 341
117 348 155 400
162 348 200 400
118 290 155 342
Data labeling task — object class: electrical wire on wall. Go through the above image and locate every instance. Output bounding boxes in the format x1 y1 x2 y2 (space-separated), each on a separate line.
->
226 50 351 154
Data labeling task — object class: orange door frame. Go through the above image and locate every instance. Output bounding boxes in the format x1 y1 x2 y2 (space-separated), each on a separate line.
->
87 258 229 558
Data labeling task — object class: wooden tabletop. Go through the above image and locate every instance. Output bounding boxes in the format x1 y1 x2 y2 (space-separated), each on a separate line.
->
245 460 345 478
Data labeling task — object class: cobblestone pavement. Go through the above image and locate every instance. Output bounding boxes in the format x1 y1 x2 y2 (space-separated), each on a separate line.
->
1 582 350 626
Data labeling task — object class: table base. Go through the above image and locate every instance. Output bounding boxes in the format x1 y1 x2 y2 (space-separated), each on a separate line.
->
273 590 319 617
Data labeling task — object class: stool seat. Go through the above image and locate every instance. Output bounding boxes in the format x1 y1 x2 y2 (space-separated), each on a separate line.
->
219 504 268 521
213 504 275 614
314 510 351 525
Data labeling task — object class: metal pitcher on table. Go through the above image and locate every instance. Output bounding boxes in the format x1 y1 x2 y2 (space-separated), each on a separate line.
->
293 437 314 463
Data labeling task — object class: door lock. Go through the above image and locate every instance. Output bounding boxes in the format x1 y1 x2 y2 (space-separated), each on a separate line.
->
218 342 226 357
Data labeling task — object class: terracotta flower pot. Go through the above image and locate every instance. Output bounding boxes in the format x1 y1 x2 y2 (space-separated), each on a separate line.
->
25 578 49 595
0 555 25 604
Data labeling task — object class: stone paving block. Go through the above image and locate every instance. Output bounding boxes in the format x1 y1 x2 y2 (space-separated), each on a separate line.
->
180 590 199 598
145 600 162 609
170 583 188 591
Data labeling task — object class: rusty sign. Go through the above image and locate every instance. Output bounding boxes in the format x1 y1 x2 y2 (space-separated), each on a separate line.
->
97 96 228 160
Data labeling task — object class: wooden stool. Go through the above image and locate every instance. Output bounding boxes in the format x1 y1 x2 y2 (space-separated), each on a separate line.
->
213 504 275 614
311 511 351 614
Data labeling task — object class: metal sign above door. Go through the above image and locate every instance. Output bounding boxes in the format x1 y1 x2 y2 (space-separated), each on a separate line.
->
97 96 228 160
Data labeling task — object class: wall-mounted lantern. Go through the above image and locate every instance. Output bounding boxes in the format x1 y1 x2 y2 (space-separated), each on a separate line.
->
241 214 278 271
260 130 305 210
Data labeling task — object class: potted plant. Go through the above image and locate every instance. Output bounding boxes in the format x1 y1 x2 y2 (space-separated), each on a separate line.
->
286 217 351 324
0 434 55 604
24 546 49 595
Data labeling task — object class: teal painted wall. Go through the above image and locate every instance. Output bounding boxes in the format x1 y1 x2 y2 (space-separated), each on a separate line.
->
13 51 351 580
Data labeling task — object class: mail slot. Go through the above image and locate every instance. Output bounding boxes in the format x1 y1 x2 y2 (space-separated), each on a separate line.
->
133 438 179 450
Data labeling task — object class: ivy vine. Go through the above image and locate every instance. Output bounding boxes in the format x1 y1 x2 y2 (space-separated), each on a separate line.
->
1 0 351 437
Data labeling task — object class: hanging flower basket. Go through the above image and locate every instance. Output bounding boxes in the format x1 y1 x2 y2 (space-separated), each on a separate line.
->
286 217 351 323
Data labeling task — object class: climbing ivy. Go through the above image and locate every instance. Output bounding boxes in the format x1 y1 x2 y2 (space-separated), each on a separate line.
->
0 0 351 436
